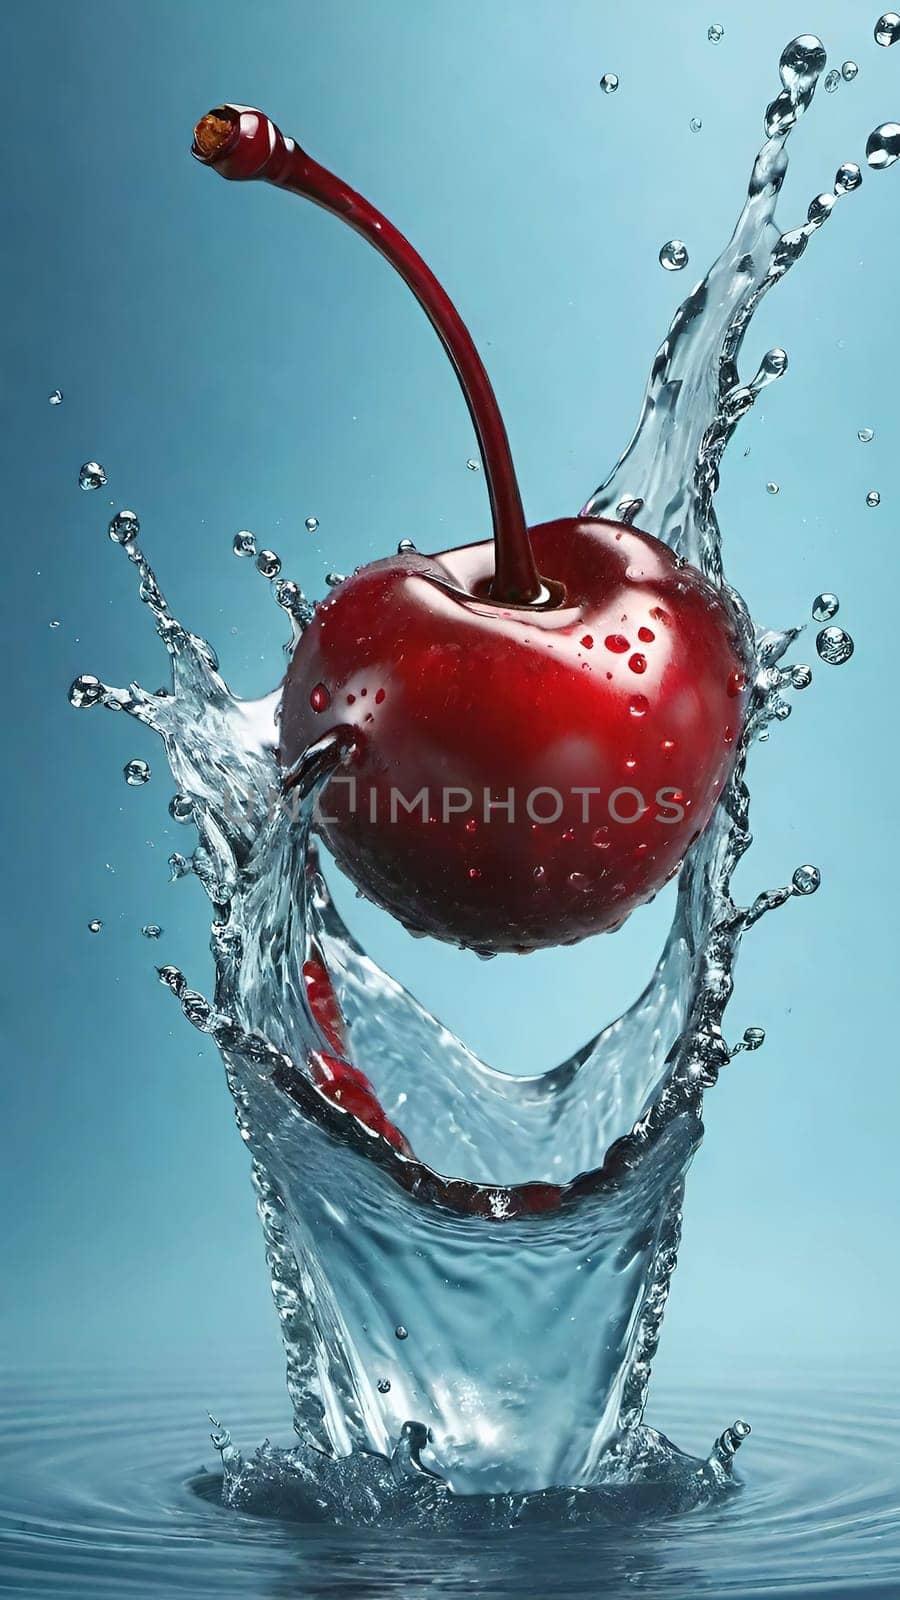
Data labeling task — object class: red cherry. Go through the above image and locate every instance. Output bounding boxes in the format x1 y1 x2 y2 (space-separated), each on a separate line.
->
194 106 750 954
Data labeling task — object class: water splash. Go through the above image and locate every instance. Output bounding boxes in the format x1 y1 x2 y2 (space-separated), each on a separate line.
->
69 37 892 1510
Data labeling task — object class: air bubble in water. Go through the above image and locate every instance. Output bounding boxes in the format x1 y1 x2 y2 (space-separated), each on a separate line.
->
874 12 900 46
824 69 841 93
69 673 103 708
599 73 619 94
377 1378 391 1394
233 532 256 558
305 516 319 533
812 593 839 622
792 864 821 895
866 489 881 507
168 852 191 881
817 625 855 665
256 549 282 577
79 461 107 492
743 1026 766 1050
48 389 63 405
766 481 779 495
124 758 151 786
834 162 862 195
142 924 163 940
397 539 416 554
866 124 900 170
88 919 103 934
659 240 689 271
49 619 60 629
395 1325 408 1340
466 458 480 471
790 663 813 689
690 117 703 133
858 427 875 442
109 509 140 545
842 60 859 81
708 23 724 43
616 496 644 523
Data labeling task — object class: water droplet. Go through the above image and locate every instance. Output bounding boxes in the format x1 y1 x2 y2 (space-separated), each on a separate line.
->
779 35 827 94
628 653 647 674
824 68 841 93
792 864 821 895
659 239 689 271
807 192 835 225
79 461 107 492
842 60 859 81
48 388 63 405
169 793 195 823
866 123 900 170
690 117 703 133
707 22 724 43
817 625 854 665
743 1026 766 1050
124 758 151 786
377 1378 391 1395
834 162 862 195
866 489 882 508
310 683 331 713
304 516 319 533
790 663 813 689
874 12 900 46
605 634 629 653
88 919 103 934
182 991 212 1030
141 924 163 940
629 693 649 717
109 508 140 545
599 72 619 94
68 673 103 708
858 427 875 443
395 1325 408 1340
233 531 256 557
397 538 416 554
256 549 281 577
812 593 839 622
766 481 779 494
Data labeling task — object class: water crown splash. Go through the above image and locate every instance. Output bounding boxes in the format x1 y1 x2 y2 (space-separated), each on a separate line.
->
69 35 890 1515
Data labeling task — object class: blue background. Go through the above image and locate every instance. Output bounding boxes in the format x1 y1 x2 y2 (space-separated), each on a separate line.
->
2 0 897 1448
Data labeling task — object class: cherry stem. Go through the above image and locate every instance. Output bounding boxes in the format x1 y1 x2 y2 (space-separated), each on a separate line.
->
193 107 542 604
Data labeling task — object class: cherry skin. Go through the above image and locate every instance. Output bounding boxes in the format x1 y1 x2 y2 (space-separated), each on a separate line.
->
193 105 750 955
281 517 746 953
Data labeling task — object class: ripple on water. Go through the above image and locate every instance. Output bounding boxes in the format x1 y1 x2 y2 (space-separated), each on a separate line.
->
0 1367 899 1598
